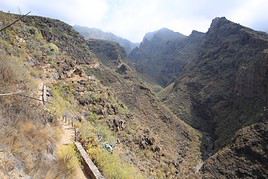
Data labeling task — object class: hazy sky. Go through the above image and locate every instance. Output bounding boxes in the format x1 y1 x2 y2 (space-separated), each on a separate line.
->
1 0 268 42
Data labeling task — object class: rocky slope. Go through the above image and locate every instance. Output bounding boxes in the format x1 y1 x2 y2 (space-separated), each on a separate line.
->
84 38 203 178
86 39 127 69
74 25 138 54
201 121 268 178
2 10 266 178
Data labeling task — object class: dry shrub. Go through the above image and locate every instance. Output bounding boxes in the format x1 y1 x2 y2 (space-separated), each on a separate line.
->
0 56 27 84
44 145 81 179
0 91 64 178
0 88 79 178
0 120 56 170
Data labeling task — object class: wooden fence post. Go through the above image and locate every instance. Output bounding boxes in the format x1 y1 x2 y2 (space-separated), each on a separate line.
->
43 85 47 105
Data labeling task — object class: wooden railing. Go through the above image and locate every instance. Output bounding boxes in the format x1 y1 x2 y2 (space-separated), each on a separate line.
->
74 142 105 179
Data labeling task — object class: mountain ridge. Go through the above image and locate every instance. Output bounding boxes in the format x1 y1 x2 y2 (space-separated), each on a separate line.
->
73 25 138 54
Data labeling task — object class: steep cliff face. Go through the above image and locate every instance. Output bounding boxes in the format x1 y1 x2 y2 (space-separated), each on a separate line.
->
128 28 189 86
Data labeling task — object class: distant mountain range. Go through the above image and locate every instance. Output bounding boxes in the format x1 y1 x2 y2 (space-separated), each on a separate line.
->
73 25 138 54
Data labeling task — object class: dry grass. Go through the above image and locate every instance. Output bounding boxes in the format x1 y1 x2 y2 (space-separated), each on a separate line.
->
0 116 64 177
0 56 27 84
45 145 82 179
0 55 37 94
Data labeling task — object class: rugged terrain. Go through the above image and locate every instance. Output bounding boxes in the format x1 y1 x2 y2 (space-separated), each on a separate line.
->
201 121 268 178
86 39 127 68
84 37 202 178
0 11 203 178
1 10 267 179
128 17 268 178
160 17 268 147
128 28 191 86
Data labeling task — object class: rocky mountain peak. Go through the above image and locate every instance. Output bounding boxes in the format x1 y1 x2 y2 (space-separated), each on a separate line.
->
210 17 229 26
143 28 185 41
207 16 243 36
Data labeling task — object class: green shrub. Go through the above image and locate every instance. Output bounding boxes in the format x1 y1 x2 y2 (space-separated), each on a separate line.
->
43 43 59 56
96 124 116 145
49 84 76 117
58 144 81 173
79 121 97 142
88 112 99 122
45 144 82 178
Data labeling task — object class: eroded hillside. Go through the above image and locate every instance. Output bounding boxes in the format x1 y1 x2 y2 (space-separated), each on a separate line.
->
2 10 266 179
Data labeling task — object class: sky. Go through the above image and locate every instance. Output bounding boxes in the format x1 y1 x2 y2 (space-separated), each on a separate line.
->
1 0 268 42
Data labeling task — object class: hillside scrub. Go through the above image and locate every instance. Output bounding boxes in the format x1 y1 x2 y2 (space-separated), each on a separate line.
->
49 84 76 118
0 54 75 178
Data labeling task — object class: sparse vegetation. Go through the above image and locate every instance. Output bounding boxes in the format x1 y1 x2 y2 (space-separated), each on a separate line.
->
0 36 74 178
43 42 59 56
49 84 76 117
0 55 31 89
79 121 144 179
